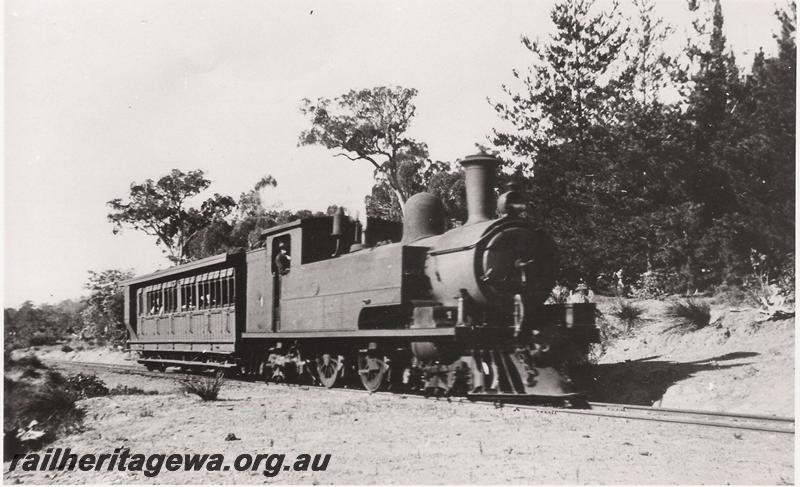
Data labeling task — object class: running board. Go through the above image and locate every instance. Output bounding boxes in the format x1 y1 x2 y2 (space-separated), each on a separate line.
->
138 358 237 368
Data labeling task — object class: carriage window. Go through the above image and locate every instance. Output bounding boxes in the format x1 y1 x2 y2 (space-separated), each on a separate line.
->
198 279 213 310
220 275 235 306
199 281 207 309
146 289 162 315
181 282 196 310
194 271 235 310
221 278 229 306
164 286 177 313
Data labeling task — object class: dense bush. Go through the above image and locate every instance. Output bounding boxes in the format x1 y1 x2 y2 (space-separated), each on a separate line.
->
629 271 668 300
7 383 85 460
488 0 795 293
4 300 83 351
28 334 59 347
11 354 45 369
64 374 109 399
4 364 98 460
46 370 67 385
21 386 80 420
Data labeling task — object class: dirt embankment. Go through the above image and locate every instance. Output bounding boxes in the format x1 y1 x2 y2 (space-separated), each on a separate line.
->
592 299 794 417
13 345 134 367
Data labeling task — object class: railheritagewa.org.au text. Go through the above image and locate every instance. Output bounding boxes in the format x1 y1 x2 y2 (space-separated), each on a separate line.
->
8 448 331 478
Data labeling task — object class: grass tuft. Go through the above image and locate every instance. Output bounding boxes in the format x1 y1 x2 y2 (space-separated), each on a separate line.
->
182 372 225 401
611 300 645 332
664 298 711 332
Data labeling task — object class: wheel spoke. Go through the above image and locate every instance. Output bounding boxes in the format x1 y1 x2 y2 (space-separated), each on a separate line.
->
358 356 387 392
317 354 339 389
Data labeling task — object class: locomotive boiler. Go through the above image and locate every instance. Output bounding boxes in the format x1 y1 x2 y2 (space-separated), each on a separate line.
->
123 154 599 401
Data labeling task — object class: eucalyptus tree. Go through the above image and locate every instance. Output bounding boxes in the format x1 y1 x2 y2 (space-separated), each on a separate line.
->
107 169 236 264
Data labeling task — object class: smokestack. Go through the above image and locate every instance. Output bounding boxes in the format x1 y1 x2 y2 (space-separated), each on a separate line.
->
460 154 500 224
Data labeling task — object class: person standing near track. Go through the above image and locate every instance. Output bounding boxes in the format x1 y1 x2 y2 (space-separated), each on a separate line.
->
568 281 594 303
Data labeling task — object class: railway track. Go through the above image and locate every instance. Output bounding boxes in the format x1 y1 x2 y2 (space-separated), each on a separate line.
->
44 359 795 435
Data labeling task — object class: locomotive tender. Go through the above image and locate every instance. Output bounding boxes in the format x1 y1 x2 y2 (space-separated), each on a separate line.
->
123 154 599 399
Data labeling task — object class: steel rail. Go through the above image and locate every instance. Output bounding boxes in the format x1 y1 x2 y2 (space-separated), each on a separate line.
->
588 401 795 423
43 359 794 435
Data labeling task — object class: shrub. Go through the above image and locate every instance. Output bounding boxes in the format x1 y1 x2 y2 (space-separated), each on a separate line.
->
610 300 645 332
776 256 795 302
109 385 159 396
64 374 108 399
28 334 58 347
664 298 711 332
713 283 750 306
12 384 85 458
20 368 41 379
46 370 67 386
21 385 80 421
12 355 45 369
61 345 73 353
629 270 667 299
182 372 225 401
743 249 795 310
588 311 616 363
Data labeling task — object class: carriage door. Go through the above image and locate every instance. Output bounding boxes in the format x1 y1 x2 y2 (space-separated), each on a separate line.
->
271 235 292 332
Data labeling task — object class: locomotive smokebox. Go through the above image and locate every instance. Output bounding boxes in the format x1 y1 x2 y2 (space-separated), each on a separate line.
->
461 154 500 224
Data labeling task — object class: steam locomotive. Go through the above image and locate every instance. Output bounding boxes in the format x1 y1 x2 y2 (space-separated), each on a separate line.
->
123 154 599 400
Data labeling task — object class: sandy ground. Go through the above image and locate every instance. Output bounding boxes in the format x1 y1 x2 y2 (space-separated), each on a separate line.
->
3 366 793 485
6 301 794 483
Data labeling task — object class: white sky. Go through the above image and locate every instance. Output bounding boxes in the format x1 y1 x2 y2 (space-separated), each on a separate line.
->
4 0 783 307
